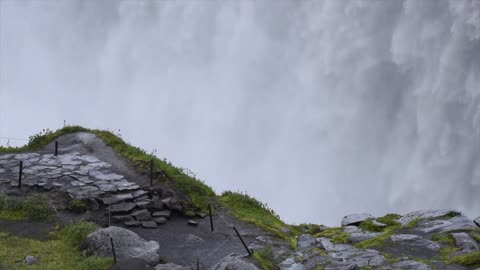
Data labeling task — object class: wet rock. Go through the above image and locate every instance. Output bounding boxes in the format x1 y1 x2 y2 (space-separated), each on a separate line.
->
102 193 133 205
152 210 171 218
187 220 198 226
392 260 432 270
390 234 440 251
210 253 260 270
298 234 316 250
155 263 189 270
154 217 167 224
112 215 134 223
398 209 460 225
132 209 152 221
348 232 382 244
279 257 304 270
85 226 159 264
452 232 479 253
124 221 140 227
415 216 476 233
142 221 158 229
110 202 136 214
161 197 182 212
341 213 374 226
25 255 38 265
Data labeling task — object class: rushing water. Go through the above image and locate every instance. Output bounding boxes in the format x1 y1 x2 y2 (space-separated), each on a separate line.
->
1 0 480 225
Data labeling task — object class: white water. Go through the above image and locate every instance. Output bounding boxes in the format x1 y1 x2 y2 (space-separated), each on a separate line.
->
1 0 480 225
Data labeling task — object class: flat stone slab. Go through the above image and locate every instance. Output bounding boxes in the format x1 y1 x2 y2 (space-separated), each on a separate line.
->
152 210 171 218
398 209 461 225
341 213 374 226
110 202 136 213
154 217 167 224
390 234 440 251
415 216 477 233
112 215 134 223
102 193 134 205
132 209 152 221
124 221 140 227
142 221 158 229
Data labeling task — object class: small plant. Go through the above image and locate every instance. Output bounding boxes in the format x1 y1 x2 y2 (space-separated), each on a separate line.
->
67 199 88 213
450 252 480 266
254 245 278 269
55 221 98 248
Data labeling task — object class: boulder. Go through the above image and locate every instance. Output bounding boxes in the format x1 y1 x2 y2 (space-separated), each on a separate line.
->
392 260 432 270
415 216 477 233
210 253 259 270
452 232 479 253
341 213 374 226
155 263 189 270
161 197 183 212
85 226 159 264
390 234 440 251
398 209 460 225
297 234 316 250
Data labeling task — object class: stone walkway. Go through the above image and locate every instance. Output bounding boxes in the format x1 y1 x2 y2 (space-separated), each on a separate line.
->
0 152 172 229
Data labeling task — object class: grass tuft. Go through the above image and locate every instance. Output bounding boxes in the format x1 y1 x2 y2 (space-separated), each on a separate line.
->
0 194 54 221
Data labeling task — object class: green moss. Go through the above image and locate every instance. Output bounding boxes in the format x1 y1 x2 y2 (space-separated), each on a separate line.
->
354 225 401 249
431 233 455 246
0 126 216 212
67 199 88 213
0 194 54 221
54 221 99 248
376 214 401 227
313 227 350 244
220 191 298 247
405 218 421 228
359 219 385 233
449 252 480 266
253 245 277 269
0 230 112 270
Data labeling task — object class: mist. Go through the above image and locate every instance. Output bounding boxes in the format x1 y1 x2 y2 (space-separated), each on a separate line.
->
1 0 480 226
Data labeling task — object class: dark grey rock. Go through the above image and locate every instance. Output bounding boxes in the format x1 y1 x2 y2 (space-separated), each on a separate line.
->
154 263 189 270
298 234 316 250
341 213 374 226
152 210 171 218
415 216 477 233
124 221 140 227
398 209 460 225
390 234 440 251
112 215 134 223
131 209 152 221
210 253 260 270
154 217 167 224
110 202 136 214
452 232 479 253
161 197 182 212
85 226 159 264
349 232 382 244
135 200 153 209
141 221 158 229
474 216 480 227
392 260 432 270
102 193 133 205
279 257 304 270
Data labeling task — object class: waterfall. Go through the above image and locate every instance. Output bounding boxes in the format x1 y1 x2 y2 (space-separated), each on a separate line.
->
1 0 480 225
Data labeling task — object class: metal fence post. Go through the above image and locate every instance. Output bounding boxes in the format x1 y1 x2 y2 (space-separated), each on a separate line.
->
18 161 23 188
232 226 252 256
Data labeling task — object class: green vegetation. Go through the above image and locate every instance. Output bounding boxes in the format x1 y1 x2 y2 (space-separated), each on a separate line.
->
376 214 401 227
359 219 385 233
0 221 112 270
220 191 298 247
354 225 401 249
0 126 216 212
294 223 325 235
314 227 350 244
54 221 99 248
253 245 278 270
67 199 88 213
449 252 480 266
0 194 54 221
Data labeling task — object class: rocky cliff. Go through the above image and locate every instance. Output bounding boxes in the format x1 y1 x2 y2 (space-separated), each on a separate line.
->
1 127 480 270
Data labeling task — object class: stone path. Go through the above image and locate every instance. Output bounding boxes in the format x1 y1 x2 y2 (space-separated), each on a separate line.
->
0 152 172 229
